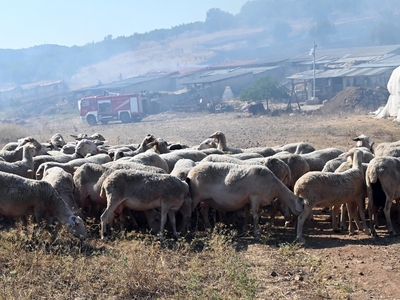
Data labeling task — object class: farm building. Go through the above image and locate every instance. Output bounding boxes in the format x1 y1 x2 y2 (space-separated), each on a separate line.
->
286 44 400 102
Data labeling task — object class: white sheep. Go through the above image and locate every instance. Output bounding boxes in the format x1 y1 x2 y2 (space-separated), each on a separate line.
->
294 149 369 243
186 162 303 240
365 156 400 236
42 166 83 218
0 143 37 179
208 131 243 154
299 147 344 171
0 171 86 239
160 149 207 173
100 170 191 239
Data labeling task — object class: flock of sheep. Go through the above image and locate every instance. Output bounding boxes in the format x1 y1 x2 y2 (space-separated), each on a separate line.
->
0 129 399 244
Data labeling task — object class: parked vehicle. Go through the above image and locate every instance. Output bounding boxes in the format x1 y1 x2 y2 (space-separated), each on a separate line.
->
78 92 144 125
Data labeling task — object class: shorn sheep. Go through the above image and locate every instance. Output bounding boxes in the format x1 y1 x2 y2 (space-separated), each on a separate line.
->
100 170 191 239
0 171 86 239
365 156 400 236
186 162 303 240
294 149 369 243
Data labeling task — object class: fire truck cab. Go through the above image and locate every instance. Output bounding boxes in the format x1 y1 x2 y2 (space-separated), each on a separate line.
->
78 93 144 125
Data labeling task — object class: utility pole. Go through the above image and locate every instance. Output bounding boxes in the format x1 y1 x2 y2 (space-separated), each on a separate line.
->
312 41 317 99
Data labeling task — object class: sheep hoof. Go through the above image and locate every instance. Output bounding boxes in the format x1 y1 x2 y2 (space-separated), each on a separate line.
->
389 231 397 236
254 234 261 241
295 237 305 244
348 232 355 236
333 228 341 233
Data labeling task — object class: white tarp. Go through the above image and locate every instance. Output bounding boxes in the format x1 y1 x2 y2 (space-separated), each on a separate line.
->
374 66 400 121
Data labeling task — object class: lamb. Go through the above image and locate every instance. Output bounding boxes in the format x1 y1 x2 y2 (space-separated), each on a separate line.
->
186 162 303 240
0 143 37 179
41 167 82 217
294 149 369 243
100 170 191 239
365 156 400 236
0 171 86 239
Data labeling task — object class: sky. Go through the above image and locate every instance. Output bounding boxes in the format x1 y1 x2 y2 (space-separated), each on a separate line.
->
1 0 249 50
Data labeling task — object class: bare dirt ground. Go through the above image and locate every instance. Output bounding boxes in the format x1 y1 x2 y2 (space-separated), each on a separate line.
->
22 106 400 300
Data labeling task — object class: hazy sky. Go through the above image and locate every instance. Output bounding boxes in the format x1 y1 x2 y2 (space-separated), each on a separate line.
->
1 0 248 50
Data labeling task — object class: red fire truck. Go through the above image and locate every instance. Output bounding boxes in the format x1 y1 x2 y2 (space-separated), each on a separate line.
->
78 93 144 125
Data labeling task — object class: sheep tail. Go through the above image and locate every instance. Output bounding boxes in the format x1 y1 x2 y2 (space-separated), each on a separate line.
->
367 167 378 184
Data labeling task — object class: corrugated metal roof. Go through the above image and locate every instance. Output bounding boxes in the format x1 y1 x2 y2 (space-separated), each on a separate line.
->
180 66 279 84
287 66 394 80
290 44 400 63
181 69 252 84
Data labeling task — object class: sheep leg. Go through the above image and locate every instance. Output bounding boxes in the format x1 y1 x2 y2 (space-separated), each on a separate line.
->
168 210 178 239
367 186 377 236
159 203 171 239
250 196 261 240
355 197 369 235
296 205 312 243
242 204 250 232
200 205 212 229
384 195 396 235
100 201 123 240
340 204 348 231
332 205 340 233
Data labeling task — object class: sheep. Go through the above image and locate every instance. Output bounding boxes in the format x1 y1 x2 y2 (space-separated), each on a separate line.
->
0 171 86 239
41 167 82 218
1 136 48 156
186 162 303 240
298 147 344 171
100 170 191 239
373 140 400 156
35 153 112 179
365 156 400 236
0 143 37 179
160 149 207 173
111 134 156 159
201 154 261 166
208 131 243 154
170 159 197 181
273 142 315 154
321 147 374 172
197 138 217 150
294 149 369 243
228 153 264 160
272 153 310 191
122 150 170 173
48 133 66 150
353 134 372 150
208 131 277 157
0 137 44 162
73 162 164 233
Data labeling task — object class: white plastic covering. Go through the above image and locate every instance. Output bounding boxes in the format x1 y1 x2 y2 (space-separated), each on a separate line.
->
375 66 400 121
222 86 233 100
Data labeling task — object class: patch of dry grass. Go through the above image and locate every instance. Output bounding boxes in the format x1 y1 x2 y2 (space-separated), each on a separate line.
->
0 225 257 299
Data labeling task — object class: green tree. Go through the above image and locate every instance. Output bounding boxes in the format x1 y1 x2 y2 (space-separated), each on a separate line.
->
205 8 236 32
239 77 289 110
